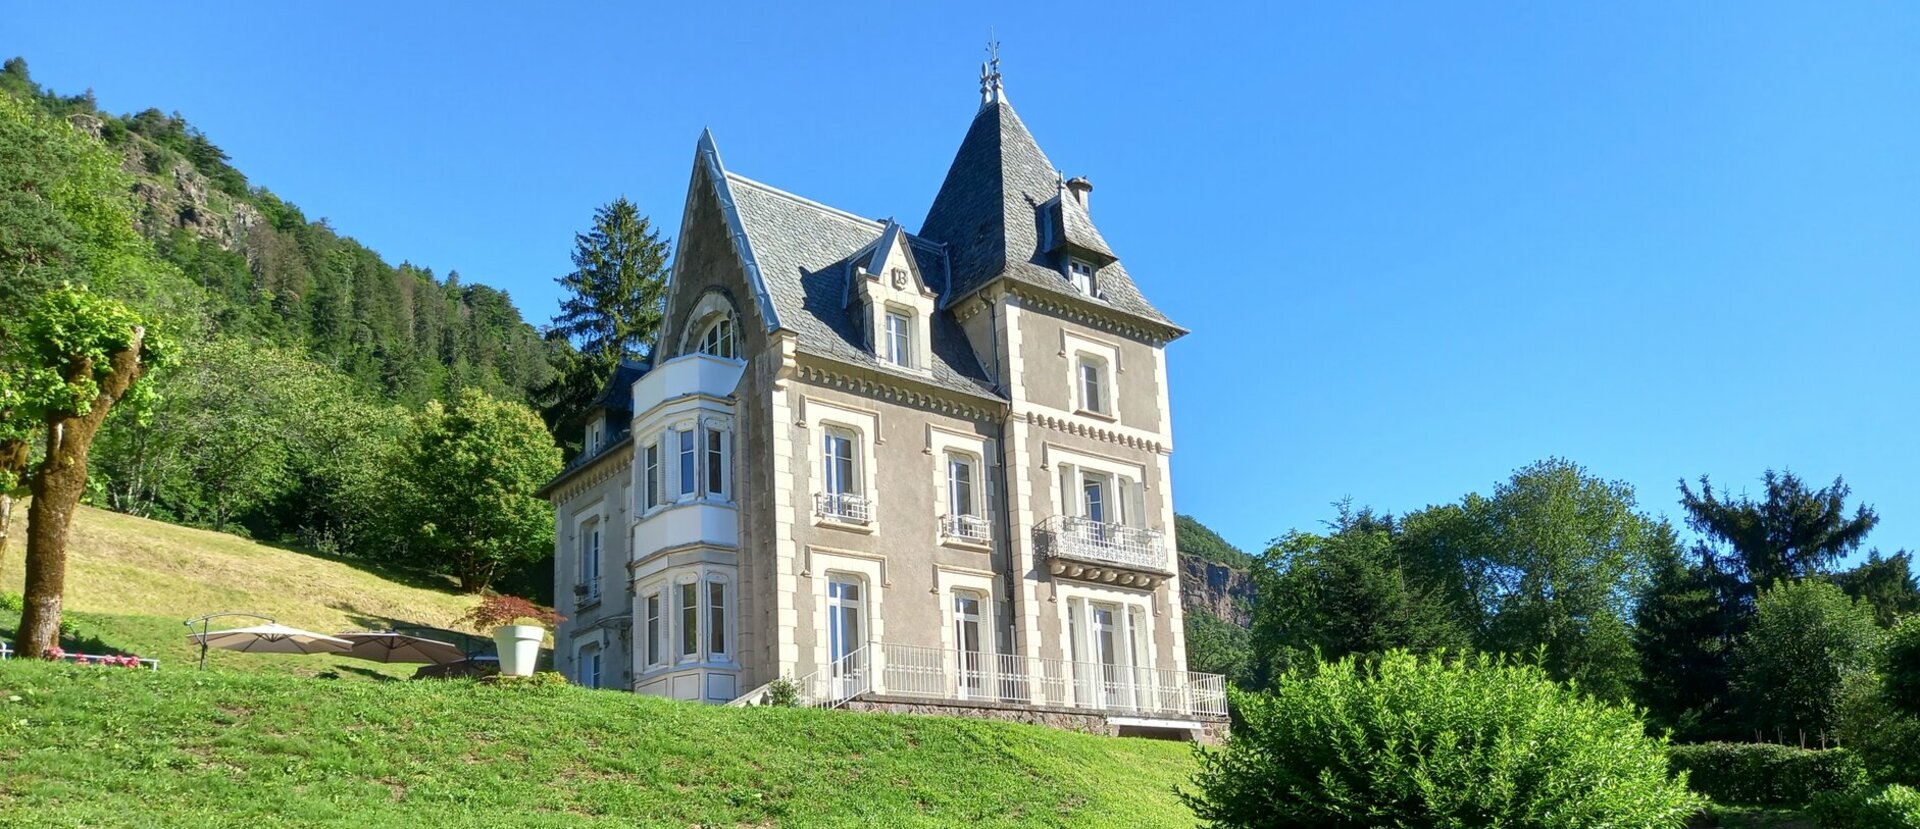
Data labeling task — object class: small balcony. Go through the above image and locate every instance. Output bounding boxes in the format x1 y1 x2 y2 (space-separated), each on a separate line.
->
814 492 872 525
940 513 990 544
1037 515 1172 588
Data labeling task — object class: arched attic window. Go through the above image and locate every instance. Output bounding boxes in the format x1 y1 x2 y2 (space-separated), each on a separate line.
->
697 317 735 359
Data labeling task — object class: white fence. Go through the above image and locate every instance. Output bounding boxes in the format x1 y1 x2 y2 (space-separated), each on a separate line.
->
794 641 1225 718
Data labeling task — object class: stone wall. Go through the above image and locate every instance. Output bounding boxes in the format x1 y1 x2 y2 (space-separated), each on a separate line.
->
843 695 1226 745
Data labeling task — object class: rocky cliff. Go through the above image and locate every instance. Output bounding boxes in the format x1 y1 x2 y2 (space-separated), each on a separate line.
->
1179 554 1255 627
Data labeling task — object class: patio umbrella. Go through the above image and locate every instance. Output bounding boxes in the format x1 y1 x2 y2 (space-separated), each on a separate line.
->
188 623 353 655
334 631 466 665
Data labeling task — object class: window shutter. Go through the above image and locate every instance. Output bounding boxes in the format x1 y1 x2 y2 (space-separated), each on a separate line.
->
1058 464 1076 518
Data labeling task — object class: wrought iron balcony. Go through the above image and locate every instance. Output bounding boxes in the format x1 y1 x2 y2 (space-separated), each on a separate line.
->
814 492 872 525
941 513 990 543
1037 515 1172 587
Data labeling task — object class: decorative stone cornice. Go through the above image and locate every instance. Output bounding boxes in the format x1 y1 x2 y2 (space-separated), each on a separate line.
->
794 362 1005 422
1020 410 1169 454
1006 284 1178 346
547 451 633 504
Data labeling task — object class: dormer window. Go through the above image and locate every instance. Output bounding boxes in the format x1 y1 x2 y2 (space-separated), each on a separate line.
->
698 318 735 359
1069 259 1096 296
586 420 604 454
884 310 913 369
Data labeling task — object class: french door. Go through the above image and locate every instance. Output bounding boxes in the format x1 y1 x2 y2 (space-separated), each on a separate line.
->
954 593 985 698
827 577 865 698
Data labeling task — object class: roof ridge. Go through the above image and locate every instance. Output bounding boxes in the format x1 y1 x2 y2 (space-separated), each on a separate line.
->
724 172 886 230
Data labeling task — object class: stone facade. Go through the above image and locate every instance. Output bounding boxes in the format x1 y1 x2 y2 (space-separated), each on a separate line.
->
543 70 1220 737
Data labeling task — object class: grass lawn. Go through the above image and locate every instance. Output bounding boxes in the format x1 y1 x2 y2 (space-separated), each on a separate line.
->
0 661 1202 828
2 503 481 678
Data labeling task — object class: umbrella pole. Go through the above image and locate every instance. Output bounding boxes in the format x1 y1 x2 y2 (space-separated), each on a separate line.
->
198 618 209 671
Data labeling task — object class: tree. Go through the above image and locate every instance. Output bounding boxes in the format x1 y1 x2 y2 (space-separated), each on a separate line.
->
1734 579 1883 744
1833 550 1920 628
550 197 671 363
1185 608 1253 686
542 198 670 451
1632 548 1742 739
91 338 370 533
1177 514 1254 569
1884 617 1920 718
6 285 166 657
1249 505 1467 687
1402 459 1672 701
1680 470 1878 596
388 388 560 592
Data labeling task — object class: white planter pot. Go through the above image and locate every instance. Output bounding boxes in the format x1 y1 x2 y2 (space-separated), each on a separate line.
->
493 624 545 677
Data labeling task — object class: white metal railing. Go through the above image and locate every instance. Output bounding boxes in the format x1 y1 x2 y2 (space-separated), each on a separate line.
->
794 644 871 708
873 642 1225 718
941 513 990 543
814 492 872 525
1040 515 1170 572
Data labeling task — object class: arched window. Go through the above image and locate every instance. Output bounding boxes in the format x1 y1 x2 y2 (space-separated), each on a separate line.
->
697 318 735 359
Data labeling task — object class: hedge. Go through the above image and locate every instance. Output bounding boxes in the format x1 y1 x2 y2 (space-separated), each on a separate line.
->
1669 742 1867 806
1811 784 1920 829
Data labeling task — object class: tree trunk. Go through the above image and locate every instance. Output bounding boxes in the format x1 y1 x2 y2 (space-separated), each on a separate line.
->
0 436 27 571
0 492 13 573
14 332 147 658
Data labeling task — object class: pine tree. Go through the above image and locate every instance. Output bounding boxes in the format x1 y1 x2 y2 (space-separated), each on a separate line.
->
550 197 670 364
541 198 670 451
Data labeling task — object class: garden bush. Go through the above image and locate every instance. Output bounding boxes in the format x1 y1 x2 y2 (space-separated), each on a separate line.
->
1811 784 1920 829
1668 742 1867 806
1838 673 1920 786
1183 650 1701 829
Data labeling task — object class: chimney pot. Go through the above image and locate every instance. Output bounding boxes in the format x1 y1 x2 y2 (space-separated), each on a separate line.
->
1065 176 1092 209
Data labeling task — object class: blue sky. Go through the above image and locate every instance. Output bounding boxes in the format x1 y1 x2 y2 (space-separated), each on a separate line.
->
8 3 1917 558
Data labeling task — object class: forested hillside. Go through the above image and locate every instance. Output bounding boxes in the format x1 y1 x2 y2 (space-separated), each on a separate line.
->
0 58 555 408
1 57 567 600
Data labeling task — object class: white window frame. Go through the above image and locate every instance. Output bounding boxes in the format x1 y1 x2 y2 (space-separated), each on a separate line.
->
642 441 661 509
1076 353 1110 417
698 317 736 359
804 400 881 531
705 425 729 499
578 517 602 603
946 451 979 518
676 576 700 662
706 574 731 659
884 309 913 369
643 589 664 668
1068 258 1096 295
676 428 697 497
1049 447 1150 530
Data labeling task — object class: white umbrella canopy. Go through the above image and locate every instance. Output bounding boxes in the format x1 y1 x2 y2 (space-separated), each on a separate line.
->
188 623 353 655
334 632 466 665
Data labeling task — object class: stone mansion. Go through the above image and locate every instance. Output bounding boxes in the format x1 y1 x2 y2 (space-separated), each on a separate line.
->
539 63 1224 739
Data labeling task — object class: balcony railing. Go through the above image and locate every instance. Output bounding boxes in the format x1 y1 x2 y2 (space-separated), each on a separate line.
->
941 513 990 543
1038 515 1170 573
814 492 872 524
796 641 1225 718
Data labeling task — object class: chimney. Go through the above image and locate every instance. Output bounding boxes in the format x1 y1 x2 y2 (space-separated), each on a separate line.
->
1065 176 1092 210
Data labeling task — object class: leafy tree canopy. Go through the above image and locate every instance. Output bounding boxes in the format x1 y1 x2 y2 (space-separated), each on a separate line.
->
1735 578 1883 743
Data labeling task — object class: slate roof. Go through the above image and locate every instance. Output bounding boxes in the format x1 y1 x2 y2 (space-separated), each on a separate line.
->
722 173 1000 399
918 100 1180 333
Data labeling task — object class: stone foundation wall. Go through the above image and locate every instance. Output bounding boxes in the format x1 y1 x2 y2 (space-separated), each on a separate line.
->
843 695 1228 745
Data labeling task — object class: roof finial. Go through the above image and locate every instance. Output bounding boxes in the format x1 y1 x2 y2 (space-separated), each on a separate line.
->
980 31 1004 107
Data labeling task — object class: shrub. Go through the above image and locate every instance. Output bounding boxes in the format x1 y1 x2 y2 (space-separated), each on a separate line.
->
764 675 800 708
1668 742 1867 806
1183 650 1701 829
1811 784 1920 829
1838 673 1920 786
455 593 565 631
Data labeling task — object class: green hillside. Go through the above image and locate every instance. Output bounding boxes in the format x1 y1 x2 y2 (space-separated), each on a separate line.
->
1 503 478 676
0 662 1199 828
0 508 1201 827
